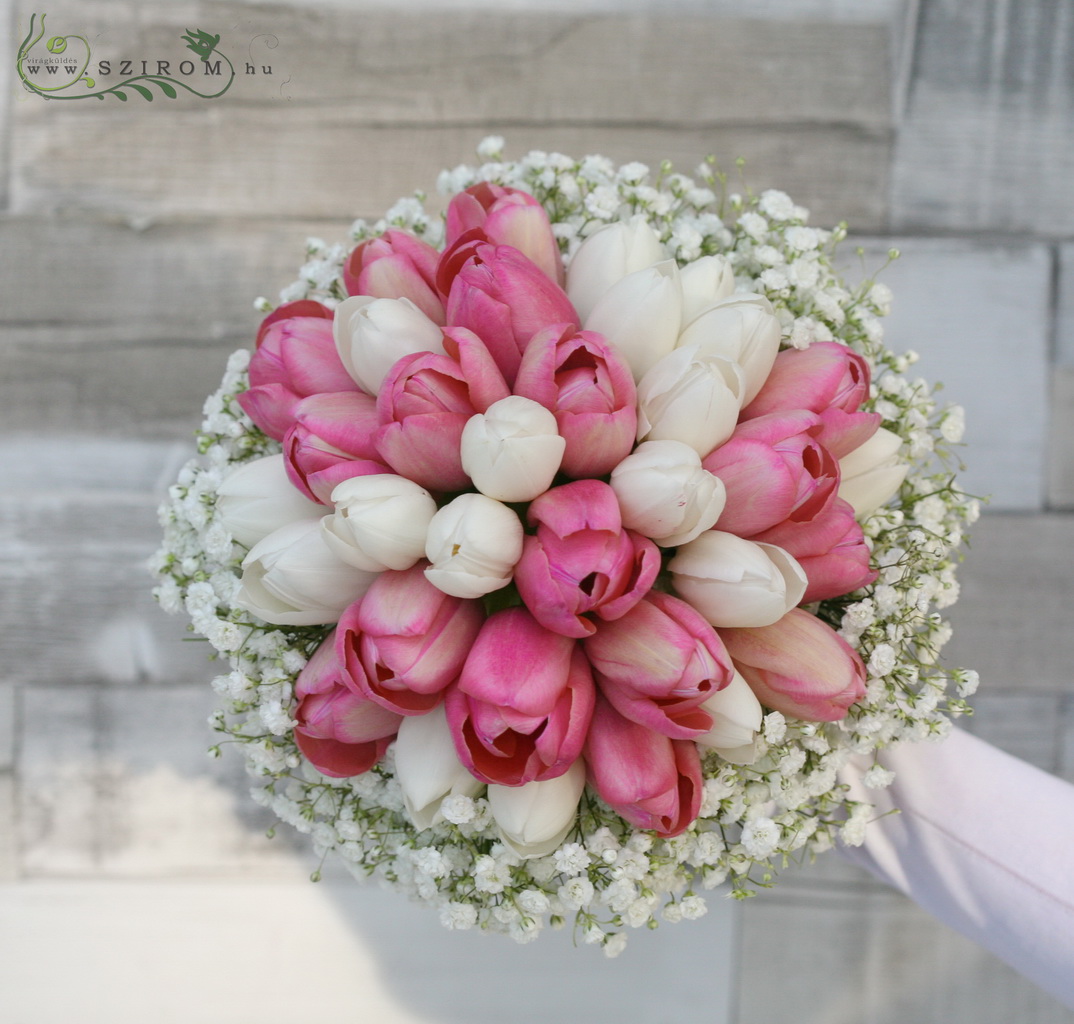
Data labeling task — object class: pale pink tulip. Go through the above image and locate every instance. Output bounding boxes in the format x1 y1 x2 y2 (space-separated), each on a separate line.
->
721 608 867 722
584 696 702 838
254 299 333 348
293 631 401 778
338 564 485 716
584 591 732 739
446 607 596 786
513 480 661 638
445 183 564 286
342 229 445 324
514 324 637 478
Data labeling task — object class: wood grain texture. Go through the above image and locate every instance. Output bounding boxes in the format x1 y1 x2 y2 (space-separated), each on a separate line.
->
1047 369 1074 510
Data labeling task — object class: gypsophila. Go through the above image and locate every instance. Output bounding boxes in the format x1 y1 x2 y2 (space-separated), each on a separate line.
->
151 139 977 955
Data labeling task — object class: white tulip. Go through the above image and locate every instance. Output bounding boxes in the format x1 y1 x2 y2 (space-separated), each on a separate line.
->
584 260 683 381
460 396 565 502
678 255 737 323
838 427 909 518
215 454 324 548
488 759 586 859
676 294 782 405
424 493 525 598
322 475 437 572
610 440 726 547
669 531 807 628
636 346 745 456
235 518 377 626
394 705 484 831
333 294 444 395
695 670 764 764
566 215 668 322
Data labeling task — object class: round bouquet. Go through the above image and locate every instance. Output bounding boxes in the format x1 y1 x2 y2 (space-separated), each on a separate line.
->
153 139 979 954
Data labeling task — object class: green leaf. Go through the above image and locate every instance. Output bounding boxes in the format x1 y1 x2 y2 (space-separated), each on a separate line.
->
156 80 177 99
113 90 128 101
130 84 154 101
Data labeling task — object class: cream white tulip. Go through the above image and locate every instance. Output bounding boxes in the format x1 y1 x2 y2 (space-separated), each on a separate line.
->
695 670 764 764
676 294 782 405
236 518 376 626
460 396 565 502
669 531 807 628
584 260 683 381
215 454 324 548
566 215 668 321
394 705 484 831
488 759 586 859
424 493 525 598
610 440 726 547
838 427 908 518
678 255 737 324
333 294 444 395
322 475 436 572
636 346 745 456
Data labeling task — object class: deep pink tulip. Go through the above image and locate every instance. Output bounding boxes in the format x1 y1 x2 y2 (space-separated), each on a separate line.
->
446 607 596 786
740 342 880 458
721 608 867 722
440 242 579 385
238 315 359 440
283 391 388 503
514 324 638 478
584 696 702 838
342 230 446 325
444 183 564 286
751 496 877 602
373 327 509 491
337 564 485 716
293 630 402 778
702 409 839 537
514 480 662 638
584 591 732 739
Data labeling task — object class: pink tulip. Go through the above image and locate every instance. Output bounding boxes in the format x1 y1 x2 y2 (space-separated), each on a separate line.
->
721 608 867 722
440 241 579 385
514 324 638 477
293 631 403 778
514 480 661 638
373 327 509 491
337 564 485 716
584 591 732 739
446 607 596 786
584 696 702 837
702 409 839 537
740 342 880 458
342 230 446 325
283 391 389 503
238 315 360 440
444 183 564 286
751 496 877 603
254 299 333 348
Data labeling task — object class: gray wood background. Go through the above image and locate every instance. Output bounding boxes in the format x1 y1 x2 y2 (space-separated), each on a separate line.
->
2 0 1073 1020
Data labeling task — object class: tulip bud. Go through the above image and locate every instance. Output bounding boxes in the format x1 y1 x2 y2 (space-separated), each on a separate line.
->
610 440 726 547
676 294 782 405
394 704 484 830
669 531 807 628
460 396 566 502
342 229 445 324
636 346 745 457
694 669 764 764
584 260 683 381
216 454 325 548
678 255 737 323
838 427 908 517
323 475 437 572
488 759 586 859
333 295 445 395
424 493 525 598
566 216 668 322
235 518 377 626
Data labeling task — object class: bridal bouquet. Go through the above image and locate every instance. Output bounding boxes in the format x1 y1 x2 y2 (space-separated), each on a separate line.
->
153 139 978 954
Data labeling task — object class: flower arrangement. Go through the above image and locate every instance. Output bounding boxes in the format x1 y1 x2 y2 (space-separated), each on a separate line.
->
153 139 979 955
